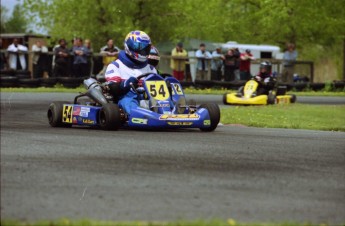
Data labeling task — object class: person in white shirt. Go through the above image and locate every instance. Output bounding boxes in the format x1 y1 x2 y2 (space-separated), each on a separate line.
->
7 38 28 70
105 30 157 115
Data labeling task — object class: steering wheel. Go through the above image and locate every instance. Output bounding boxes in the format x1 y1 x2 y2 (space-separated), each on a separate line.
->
136 72 156 80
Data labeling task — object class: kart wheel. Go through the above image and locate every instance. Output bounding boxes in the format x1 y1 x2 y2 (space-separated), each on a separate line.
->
223 93 228 105
290 94 297 103
267 93 276 105
99 103 122 130
47 101 72 127
199 103 220 132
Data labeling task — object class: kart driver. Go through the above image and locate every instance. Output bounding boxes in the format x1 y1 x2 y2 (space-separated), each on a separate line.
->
254 61 275 95
105 30 157 115
147 45 160 68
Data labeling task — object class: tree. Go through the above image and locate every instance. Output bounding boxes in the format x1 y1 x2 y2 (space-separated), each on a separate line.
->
3 4 29 33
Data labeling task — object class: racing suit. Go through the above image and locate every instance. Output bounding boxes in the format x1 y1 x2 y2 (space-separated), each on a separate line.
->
254 72 275 96
105 50 157 114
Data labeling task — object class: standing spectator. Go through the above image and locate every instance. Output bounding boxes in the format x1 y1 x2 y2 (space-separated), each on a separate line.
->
32 40 49 78
195 43 212 80
71 37 91 78
0 38 7 70
211 47 224 81
223 48 240 81
170 42 188 81
239 49 255 81
281 43 298 83
7 38 28 70
84 39 93 76
53 39 70 77
98 38 120 75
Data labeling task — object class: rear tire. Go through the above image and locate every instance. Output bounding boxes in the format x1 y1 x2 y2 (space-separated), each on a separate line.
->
267 93 276 105
223 93 228 105
290 94 297 103
47 101 72 127
99 103 122 130
199 103 220 132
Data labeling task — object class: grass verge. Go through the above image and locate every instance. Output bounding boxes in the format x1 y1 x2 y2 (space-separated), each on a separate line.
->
220 104 345 131
0 219 334 226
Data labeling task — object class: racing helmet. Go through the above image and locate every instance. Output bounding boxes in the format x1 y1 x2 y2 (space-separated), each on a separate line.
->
124 30 152 62
260 61 272 72
148 45 160 67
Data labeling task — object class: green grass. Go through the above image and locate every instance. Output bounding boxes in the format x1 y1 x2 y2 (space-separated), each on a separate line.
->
0 219 334 226
220 104 345 131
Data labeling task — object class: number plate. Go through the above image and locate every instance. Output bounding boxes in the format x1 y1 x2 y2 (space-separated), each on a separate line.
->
145 80 170 101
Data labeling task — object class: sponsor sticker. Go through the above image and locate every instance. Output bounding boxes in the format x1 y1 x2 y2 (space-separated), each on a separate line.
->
82 119 95 124
131 118 148 124
80 107 90 117
203 120 211 125
159 114 199 120
167 122 193 126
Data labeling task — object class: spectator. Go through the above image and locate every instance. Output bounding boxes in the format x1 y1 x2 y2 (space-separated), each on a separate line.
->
239 49 255 81
98 38 120 75
0 38 7 70
223 48 240 81
170 42 188 81
7 38 28 70
32 40 49 78
211 47 224 81
84 39 93 76
53 39 70 77
195 43 212 80
71 37 91 78
281 43 298 83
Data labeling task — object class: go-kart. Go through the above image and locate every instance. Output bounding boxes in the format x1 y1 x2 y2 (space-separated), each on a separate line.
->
223 78 296 105
47 73 220 131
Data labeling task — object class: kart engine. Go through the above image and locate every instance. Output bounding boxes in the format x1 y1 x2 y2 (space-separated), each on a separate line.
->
83 78 108 105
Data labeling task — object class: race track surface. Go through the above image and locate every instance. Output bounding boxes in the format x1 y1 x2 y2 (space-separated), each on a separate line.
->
1 93 345 224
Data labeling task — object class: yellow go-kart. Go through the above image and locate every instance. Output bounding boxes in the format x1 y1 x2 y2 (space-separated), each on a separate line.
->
223 79 296 105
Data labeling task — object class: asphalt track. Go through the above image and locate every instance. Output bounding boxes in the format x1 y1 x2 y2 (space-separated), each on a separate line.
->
1 92 345 224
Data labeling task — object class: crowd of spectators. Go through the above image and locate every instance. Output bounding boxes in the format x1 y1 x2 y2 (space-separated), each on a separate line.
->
0 37 297 83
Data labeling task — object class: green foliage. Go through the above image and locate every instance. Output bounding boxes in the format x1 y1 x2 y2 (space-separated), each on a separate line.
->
21 0 345 51
1 4 29 33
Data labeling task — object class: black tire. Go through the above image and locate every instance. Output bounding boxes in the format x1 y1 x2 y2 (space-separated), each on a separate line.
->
267 93 276 105
18 78 41 88
99 103 122 130
0 76 18 87
40 78 58 87
290 94 297 103
58 77 83 88
223 93 229 105
0 69 15 76
47 101 72 127
16 73 31 79
199 103 220 132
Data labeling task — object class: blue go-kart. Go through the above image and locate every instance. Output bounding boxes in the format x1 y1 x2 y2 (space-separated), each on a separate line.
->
47 73 220 132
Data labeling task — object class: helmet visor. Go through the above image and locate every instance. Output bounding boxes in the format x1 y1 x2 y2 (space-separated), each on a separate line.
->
127 40 151 56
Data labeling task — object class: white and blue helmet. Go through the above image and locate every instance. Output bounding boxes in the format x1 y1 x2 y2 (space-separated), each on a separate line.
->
124 30 152 62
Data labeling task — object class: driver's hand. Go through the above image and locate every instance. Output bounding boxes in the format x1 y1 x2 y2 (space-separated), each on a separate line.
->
125 77 139 88
255 76 262 81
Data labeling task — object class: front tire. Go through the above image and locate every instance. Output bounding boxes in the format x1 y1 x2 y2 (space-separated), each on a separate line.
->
267 93 276 105
47 101 72 127
199 103 220 132
290 94 297 103
99 103 122 130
